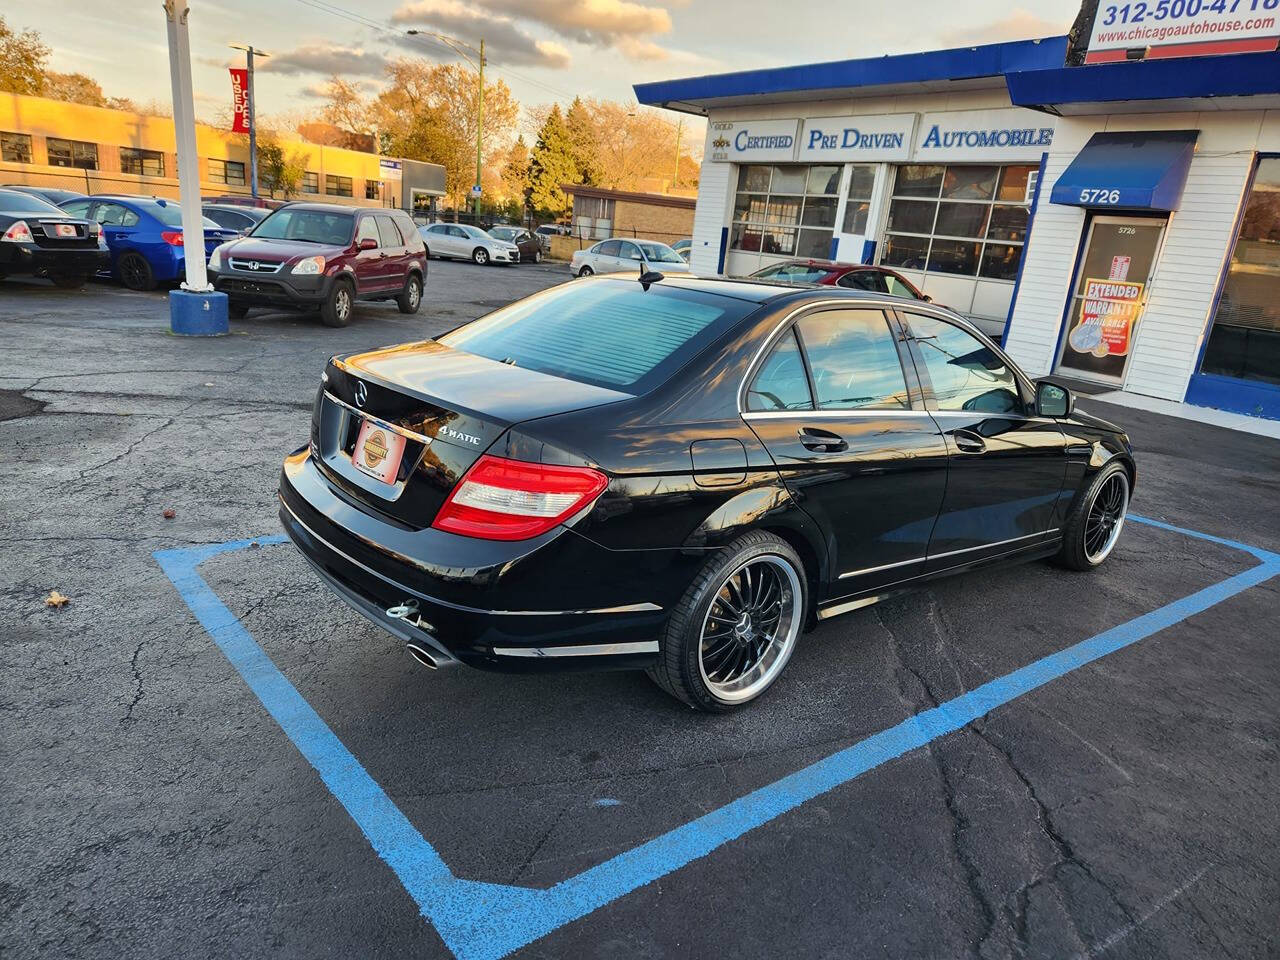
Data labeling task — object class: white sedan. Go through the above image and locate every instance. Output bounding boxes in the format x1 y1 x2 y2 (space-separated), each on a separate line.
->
418 222 519 266
570 238 693 278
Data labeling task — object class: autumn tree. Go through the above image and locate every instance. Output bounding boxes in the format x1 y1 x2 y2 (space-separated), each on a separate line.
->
527 104 575 216
0 16 47 96
319 75 370 134
256 132 308 199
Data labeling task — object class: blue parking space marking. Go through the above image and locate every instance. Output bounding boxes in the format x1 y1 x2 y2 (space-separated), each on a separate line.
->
155 518 1280 960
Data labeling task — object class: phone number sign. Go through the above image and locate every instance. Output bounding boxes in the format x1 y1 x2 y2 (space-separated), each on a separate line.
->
1086 0 1280 62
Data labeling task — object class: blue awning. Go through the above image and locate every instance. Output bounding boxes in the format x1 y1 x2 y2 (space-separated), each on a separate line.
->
1050 130 1198 211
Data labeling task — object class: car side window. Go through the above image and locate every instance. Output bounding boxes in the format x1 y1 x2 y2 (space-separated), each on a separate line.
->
356 217 380 246
903 314 1024 414
597 240 620 257
795 309 911 411
375 215 403 248
837 271 887 293
427 224 445 234
620 241 642 261
61 200 91 218
746 328 813 412
448 226 468 238
94 203 137 227
884 274 920 299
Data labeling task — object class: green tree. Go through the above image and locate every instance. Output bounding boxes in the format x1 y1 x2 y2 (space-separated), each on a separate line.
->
0 16 50 96
500 135 530 204
256 133 307 199
527 104 575 216
565 96 602 185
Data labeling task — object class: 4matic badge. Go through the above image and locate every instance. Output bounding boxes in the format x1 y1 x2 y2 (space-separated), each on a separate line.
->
439 425 482 445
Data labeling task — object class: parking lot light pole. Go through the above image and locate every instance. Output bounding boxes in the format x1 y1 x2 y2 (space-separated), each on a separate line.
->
405 30 485 216
229 43 268 200
164 1 228 335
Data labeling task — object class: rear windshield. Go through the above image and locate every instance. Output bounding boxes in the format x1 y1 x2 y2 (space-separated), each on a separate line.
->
440 280 754 393
130 200 220 230
0 191 62 215
251 209 354 244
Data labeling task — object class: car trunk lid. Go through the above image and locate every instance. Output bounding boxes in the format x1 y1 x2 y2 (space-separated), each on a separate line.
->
315 339 628 528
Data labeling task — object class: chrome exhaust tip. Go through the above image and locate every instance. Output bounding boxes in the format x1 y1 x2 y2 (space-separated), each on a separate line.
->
406 643 442 670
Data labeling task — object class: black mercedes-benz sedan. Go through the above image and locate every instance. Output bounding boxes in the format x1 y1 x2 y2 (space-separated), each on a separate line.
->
279 275 1135 711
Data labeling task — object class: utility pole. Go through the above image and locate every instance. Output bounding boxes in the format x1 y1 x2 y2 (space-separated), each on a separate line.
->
672 117 684 189
475 38 484 219
405 30 485 218
230 43 269 200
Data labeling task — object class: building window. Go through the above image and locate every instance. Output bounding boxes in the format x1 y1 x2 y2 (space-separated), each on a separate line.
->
119 147 163 177
841 165 876 235
325 175 353 198
208 158 246 186
881 164 1035 281
572 195 615 239
302 171 319 194
730 164 841 259
1 132 32 164
1201 157 1280 386
365 179 382 200
46 137 98 171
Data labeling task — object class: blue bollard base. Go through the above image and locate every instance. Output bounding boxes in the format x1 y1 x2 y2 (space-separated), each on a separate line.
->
169 289 230 336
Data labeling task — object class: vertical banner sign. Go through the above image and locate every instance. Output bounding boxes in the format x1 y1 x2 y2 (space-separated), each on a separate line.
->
229 68 249 134
1069 279 1145 360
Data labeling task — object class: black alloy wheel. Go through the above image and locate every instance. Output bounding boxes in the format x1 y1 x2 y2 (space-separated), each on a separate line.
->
1056 460 1130 570
118 253 155 291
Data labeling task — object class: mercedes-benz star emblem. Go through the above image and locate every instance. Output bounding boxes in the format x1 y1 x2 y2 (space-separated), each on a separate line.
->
353 381 368 408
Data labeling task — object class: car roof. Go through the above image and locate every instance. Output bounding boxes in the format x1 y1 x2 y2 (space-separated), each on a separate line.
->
763 258 889 272
266 201 361 215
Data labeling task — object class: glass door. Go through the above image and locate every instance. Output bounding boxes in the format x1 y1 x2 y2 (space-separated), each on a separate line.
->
1056 216 1166 383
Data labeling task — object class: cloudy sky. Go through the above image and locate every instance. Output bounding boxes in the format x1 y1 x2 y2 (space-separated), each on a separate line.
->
15 0 1074 122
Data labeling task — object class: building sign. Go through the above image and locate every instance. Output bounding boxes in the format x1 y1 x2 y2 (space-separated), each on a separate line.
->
379 159 403 181
229 68 249 134
915 109 1054 162
1084 0 1280 63
1068 278 1145 367
708 118 801 163
799 114 915 162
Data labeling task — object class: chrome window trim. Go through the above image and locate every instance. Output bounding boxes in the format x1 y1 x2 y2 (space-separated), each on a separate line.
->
322 390 434 445
493 640 661 658
743 408 929 420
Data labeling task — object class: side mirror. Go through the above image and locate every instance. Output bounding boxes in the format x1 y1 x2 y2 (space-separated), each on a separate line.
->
1036 379 1074 418
358 237 378 250
923 294 934 303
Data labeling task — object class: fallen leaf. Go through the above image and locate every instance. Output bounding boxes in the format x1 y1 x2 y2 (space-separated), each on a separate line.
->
162 508 176 519
44 590 70 609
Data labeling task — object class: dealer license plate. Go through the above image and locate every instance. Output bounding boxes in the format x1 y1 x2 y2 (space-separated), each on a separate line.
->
352 418 407 484
54 223 77 237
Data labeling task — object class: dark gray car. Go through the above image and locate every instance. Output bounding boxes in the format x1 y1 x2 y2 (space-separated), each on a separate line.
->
489 226 542 263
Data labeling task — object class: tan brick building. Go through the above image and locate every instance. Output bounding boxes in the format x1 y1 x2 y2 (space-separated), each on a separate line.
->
562 184 696 249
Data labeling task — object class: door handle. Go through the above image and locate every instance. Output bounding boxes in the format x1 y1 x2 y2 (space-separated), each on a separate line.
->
950 429 986 454
378 252 388 259
798 427 848 453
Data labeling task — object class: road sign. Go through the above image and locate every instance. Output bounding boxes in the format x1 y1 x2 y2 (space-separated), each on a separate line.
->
470 184 482 198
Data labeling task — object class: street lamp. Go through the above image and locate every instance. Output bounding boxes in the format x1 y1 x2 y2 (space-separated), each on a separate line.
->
229 42 269 200
405 29 485 216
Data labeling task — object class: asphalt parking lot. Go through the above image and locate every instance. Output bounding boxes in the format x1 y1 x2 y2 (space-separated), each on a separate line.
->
3 263 1279 960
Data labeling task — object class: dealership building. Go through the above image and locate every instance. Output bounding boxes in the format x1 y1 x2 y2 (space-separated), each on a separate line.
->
635 33 1280 419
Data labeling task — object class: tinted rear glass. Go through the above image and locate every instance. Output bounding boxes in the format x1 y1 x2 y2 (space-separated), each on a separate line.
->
440 280 754 393
252 209 354 244
0 191 63 214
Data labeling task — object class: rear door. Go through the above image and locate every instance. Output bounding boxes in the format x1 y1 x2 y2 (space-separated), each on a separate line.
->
897 311 1068 568
617 240 644 273
89 201 141 269
743 305 949 596
375 214 409 288
352 215 385 291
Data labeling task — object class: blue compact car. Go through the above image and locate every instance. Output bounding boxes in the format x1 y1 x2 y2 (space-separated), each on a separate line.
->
57 195 239 290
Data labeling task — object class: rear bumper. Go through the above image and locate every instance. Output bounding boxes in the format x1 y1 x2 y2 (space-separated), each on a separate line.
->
0 244 109 277
278 446 691 672
211 268 331 307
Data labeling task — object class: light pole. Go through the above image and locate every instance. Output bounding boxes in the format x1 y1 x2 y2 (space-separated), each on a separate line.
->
229 43 269 200
405 30 485 217
672 117 684 189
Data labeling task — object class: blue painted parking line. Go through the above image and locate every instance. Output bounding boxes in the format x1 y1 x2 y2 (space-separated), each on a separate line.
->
155 517 1280 960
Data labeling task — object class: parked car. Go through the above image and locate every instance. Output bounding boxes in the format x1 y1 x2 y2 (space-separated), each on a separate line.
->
208 203 425 327
202 203 271 233
534 223 569 248
672 238 692 261
57 195 239 291
0 188 107 289
419 222 518 265
279 275 1134 710
2 184 88 206
488 225 542 263
570 238 692 277
748 259 930 301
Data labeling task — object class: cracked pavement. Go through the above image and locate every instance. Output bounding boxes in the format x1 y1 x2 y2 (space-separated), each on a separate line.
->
2 266 1278 960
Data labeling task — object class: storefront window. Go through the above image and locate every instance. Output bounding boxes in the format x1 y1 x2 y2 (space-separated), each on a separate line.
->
882 163 1036 281
731 164 840 259
841 165 875 235
1201 157 1280 386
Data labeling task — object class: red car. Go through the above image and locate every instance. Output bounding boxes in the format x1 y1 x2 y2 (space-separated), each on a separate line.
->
748 259 931 302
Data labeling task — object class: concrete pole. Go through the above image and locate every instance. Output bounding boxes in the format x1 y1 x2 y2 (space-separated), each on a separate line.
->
163 0 208 292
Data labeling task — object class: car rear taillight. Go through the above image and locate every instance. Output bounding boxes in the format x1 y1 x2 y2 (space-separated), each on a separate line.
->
1 221 32 243
161 231 184 246
432 454 608 541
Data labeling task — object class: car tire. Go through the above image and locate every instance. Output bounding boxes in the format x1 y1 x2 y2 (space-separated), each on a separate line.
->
534 249 543 263
396 273 422 315
472 247 489 266
118 253 155 291
228 301 250 319
578 265 594 277
49 273 87 290
319 278 354 328
647 530 807 712
1055 460 1131 571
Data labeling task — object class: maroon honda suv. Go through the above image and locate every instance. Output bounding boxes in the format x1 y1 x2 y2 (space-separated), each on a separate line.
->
208 203 427 326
